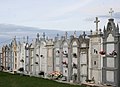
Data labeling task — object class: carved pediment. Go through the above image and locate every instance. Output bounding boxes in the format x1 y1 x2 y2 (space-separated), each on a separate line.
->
63 42 68 46
81 43 86 47
107 34 114 42
73 41 77 46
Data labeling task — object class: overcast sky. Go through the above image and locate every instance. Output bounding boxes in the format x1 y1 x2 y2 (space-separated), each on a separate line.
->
0 0 120 31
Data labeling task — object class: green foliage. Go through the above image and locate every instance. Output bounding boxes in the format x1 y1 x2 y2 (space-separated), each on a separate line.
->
0 71 85 87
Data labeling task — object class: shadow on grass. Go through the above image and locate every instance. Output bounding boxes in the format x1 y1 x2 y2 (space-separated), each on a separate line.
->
0 71 86 87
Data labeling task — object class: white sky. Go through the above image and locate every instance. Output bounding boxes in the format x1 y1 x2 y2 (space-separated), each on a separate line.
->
0 0 120 31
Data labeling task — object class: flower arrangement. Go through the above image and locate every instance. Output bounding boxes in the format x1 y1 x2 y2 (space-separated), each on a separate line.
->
62 61 68 68
109 50 117 56
57 50 60 53
99 51 105 55
62 61 67 64
35 62 38 64
73 53 77 58
62 51 68 57
73 63 77 68
18 67 24 72
20 59 24 62
47 71 63 80
36 54 39 57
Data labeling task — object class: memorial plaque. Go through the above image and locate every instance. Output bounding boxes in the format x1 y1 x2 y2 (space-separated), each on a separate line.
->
106 71 114 82
73 47 77 53
81 43 86 47
107 44 114 54
80 53 87 64
107 57 114 67
107 34 114 42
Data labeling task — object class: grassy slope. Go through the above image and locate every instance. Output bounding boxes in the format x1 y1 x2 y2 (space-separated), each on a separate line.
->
0 72 85 87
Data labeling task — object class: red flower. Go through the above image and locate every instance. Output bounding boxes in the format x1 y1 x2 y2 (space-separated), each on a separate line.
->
62 61 67 64
99 51 105 55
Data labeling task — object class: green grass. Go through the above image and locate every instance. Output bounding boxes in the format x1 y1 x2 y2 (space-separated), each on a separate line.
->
0 72 85 87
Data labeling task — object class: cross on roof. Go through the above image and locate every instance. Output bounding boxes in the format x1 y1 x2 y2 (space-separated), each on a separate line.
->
43 32 45 39
65 31 68 39
27 36 29 43
74 31 76 37
82 31 86 39
94 17 100 34
109 8 114 18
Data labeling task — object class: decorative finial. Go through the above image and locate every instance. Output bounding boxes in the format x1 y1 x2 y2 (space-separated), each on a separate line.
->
103 26 106 32
37 33 39 38
109 8 114 18
37 33 39 41
74 31 76 37
43 32 45 39
117 23 119 29
82 31 86 38
90 30 92 35
99 29 102 34
27 36 29 43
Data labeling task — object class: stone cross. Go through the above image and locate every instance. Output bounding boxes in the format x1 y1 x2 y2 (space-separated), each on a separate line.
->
109 8 114 18
27 36 29 43
37 33 39 40
37 33 39 38
82 31 86 39
65 31 68 39
94 17 100 34
74 31 76 37
43 32 45 39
